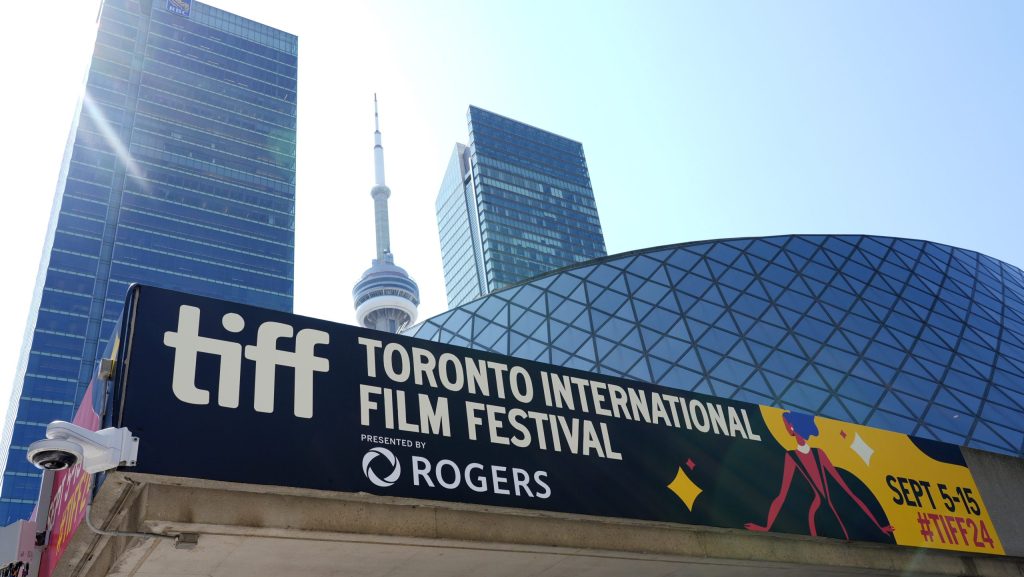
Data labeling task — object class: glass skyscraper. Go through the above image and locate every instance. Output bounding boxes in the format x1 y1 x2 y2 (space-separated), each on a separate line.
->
409 235 1024 459
0 0 297 523
437 107 606 308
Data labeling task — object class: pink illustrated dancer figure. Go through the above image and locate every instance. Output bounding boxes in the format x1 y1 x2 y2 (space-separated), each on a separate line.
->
744 411 895 539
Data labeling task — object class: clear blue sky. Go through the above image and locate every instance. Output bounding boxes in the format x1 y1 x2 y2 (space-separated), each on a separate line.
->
1 1 1022 411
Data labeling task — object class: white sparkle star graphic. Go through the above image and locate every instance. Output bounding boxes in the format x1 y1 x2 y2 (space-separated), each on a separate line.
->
851 432 874 466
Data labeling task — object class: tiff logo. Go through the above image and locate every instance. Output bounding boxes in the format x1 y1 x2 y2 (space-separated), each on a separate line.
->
163 305 330 418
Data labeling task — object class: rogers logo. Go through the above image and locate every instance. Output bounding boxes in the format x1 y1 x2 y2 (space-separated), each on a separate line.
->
362 447 401 487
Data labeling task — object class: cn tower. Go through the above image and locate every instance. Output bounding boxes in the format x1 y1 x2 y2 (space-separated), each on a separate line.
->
352 96 420 332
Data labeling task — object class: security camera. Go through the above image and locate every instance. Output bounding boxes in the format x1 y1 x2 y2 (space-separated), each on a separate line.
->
27 421 139 474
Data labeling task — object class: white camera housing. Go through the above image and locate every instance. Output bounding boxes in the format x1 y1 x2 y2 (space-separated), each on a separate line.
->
27 421 139 474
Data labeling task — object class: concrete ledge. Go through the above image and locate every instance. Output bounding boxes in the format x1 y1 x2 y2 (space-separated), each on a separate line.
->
50 473 1024 577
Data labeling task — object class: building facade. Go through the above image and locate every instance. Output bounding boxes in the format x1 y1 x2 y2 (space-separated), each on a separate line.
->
408 235 1024 458
0 0 297 522
436 107 606 308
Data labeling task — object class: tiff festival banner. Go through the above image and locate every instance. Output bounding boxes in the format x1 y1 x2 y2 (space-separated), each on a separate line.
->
112 286 1005 554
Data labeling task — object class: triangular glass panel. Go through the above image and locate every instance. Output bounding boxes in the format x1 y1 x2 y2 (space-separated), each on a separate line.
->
724 340 754 364
708 379 739 399
661 365 704 391
890 391 928 416
816 345 857 374
557 325 598 356
989 419 1024 451
746 322 786 349
625 272 650 294
573 338 597 361
891 372 937 399
545 292 567 316
611 299 637 323
508 332 527 354
632 300 654 322
840 329 870 353
700 327 737 355
838 397 873 422
758 306 788 329
585 281 610 302
641 306 681 334
550 298 586 325
934 387 976 415
836 375 885 406
762 371 794 398
742 372 774 398
976 423 1020 453
550 348 571 367
731 292 770 319
649 357 673 383
595 336 618 359
601 345 644 375
988 384 1024 412
821 396 855 422
592 289 625 316
710 358 755 385
793 334 824 358
409 322 439 341
640 326 667 350
744 252 772 276
765 348 808 379
548 319 570 341
700 348 724 371
677 347 704 373
738 340 768 364
865 359 900 386
814 365 845 390
655 291 682 314
512 338 549 363
686 301 725 329
746 239 782 261
476 298 508 323
731 311 758 334
664 263 694 289
633 277 671 306
585 264 620 286
849 359 881 384
775 249 804 273
650 336 688 364
625 358 652 383
777 291 813 316
686 318 712 342
442 309 472 333
510 309 546 337
782 382 828 412
629 254 663 279
692 380 715 397
708 242 742 267
475 323 507 353
677 273 713 300
459 298 487 314
509 284 547 309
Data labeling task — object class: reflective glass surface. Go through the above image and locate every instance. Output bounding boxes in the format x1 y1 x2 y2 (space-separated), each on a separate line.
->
0 0 297 523
409 236 1024 460
437 107 606 308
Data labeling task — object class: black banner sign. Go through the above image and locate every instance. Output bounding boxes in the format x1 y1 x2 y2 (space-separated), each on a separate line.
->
112 286 1003 553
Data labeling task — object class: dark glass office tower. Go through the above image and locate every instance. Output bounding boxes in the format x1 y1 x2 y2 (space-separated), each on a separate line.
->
437 107 606 308
0 0 297 523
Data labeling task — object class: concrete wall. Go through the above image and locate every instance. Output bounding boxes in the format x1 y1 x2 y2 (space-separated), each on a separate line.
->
963 447 1024 557
49 471 1024 577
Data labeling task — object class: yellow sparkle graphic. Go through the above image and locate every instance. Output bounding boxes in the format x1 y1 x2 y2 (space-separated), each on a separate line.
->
667 466 702 511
